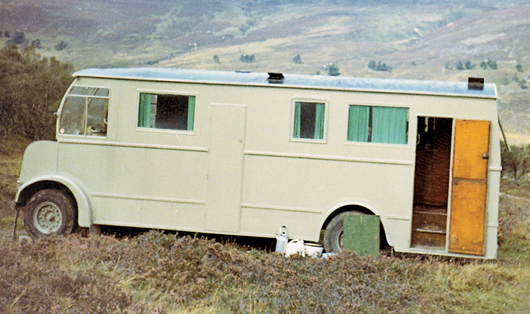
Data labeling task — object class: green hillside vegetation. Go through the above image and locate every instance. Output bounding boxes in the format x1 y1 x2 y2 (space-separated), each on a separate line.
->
0 46 73 140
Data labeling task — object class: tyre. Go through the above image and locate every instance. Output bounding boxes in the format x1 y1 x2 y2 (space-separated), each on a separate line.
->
323 211 363 253
23 189 77 238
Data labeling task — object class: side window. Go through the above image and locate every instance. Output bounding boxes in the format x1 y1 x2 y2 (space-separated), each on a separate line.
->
347 105 408 144
59 87 109 136
138 93 195 131
292 101 326 140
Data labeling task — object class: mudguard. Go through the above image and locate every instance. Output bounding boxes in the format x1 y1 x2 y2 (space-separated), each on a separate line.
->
15 173 94 228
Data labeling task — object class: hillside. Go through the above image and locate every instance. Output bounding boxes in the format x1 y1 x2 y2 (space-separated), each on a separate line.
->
1 0 529 135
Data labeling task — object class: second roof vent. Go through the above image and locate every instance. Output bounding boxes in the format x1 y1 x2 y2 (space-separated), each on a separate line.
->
468 77 484 90
268 72 284 84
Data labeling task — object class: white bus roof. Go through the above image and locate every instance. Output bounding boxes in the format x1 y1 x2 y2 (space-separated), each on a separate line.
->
74 68 497 98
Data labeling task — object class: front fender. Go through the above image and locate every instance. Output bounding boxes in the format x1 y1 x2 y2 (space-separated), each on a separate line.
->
15 173 94 228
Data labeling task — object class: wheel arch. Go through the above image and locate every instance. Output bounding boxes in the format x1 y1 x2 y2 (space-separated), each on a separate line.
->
15 175 93 228
320 201 392 248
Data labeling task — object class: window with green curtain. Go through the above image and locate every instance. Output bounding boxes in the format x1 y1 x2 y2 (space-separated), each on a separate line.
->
347 105 408 144
314 103 325 140
293 101 325 140
293 102 302 138
187 96 195 131
138 93 151 128
138 93 196 131
372 107 408 144
347 105 370 142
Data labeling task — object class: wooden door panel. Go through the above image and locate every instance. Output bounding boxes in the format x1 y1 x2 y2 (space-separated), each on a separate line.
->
449 119 490 256
452 120 490 181
449 180 487 255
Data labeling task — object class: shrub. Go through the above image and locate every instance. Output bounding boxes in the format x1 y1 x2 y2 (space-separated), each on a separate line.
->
325 63 340 76
487 59 497 70
12 32 27 45
368 60 391 72
239 54 255 63
0 45 73 140
30 39 42 49
501 144 530 180
54 41 68 51
293 54 302 64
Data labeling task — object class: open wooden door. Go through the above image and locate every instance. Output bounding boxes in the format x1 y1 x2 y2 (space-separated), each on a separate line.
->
449 119 490 255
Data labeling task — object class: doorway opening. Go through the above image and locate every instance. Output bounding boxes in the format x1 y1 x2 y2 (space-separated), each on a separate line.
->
411 117 453 249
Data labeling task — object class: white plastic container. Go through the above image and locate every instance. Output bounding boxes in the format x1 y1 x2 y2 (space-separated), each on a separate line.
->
285 239 305 257
304 243 324 258
275 226 288 253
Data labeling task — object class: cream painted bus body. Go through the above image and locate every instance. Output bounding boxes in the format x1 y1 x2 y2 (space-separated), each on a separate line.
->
15 68 501 258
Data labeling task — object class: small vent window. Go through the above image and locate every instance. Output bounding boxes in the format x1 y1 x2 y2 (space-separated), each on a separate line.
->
292 102 326 140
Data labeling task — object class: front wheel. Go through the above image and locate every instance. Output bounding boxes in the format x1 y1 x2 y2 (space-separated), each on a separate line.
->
23 189 77 238
323 211 364 253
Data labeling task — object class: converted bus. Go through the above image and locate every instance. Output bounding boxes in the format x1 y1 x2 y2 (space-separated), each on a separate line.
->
14 68 501 258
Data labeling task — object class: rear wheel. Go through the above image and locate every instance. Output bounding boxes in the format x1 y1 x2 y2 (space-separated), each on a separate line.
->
23 189 77 238
323 211 364 253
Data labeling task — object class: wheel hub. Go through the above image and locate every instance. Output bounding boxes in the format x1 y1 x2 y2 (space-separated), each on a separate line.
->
34 202 62 234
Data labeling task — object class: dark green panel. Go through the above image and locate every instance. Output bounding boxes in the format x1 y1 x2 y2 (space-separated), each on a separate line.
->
344 215 380 257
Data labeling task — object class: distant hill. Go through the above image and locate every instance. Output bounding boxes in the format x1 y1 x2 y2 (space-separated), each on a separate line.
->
1 0 529 136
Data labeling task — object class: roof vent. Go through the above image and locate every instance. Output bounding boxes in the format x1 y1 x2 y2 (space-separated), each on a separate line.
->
268 72 284 84
468 77 484 90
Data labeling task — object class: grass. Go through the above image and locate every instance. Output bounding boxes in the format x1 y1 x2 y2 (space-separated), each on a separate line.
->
0 136 31 217
1 224 530 313
0 136 31 242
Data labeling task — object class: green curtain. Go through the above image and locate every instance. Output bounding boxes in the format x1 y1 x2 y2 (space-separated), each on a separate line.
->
372 107 408 144
187 96 195 131
347 105 370 142
314 103 325 140
293 102 301 138
138 93 152 128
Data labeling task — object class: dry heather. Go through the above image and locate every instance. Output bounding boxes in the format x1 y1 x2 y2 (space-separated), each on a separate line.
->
1 232 427 313
1 218 529 313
